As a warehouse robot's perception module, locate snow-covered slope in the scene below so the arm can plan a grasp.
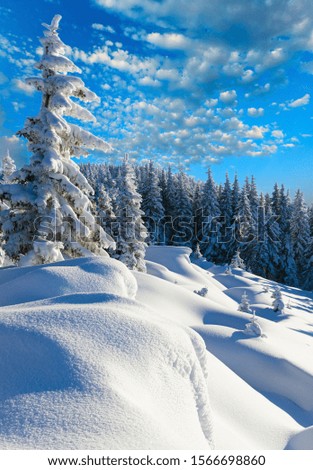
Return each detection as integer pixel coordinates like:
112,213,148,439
136,246,313,449
0,257,213,449
0,248,312,449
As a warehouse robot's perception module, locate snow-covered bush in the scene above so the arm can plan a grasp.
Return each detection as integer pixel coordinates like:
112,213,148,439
244,311,264,337
224,264,232,275
230,250,246,269
192,243,202,259
0,15,115,265
194,286,209,297
271,286,282,298
272,286,285,314
238,291,252,313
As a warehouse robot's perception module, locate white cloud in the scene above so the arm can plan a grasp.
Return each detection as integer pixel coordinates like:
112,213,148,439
219,90,237,104
138,76,161,87
245,126,268,139
155,68,179,81
92,23,105,31
146,32,191,50
288,93,310,108
205,98,218,107
92,23,116,34
247,107,264,117
11,78,34,95
272,130,285,139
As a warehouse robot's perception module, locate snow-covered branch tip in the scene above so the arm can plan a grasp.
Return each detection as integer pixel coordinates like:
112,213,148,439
42,14,62,33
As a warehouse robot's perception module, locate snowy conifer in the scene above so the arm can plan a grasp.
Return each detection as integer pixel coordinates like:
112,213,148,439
171,170,193,246
230,250,245,269
200,169,221,262
272,287,285,314
238,291,252,313
235,184,254,268
244,310,264,337
0,15,114,265
277,187,298,286
290,190,311,284
114,155,147,271
97,183,115,241
218,173,233,262
163,166,177,244
192,242,202,259
141,161,165,244
1,150,16,183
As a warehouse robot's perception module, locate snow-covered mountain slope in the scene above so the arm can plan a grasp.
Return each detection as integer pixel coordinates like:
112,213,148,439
0,257,213,450
0,248,312,449
135,246,313,449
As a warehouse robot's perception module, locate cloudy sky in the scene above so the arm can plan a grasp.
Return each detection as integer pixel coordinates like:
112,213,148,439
0,0,312,200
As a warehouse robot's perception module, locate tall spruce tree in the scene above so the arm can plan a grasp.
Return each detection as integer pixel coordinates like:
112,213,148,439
235,184,254,268
290,190,311,285
0,15,114,265
141,161,165,244
114,155,147,271
278,186,298,286
200,169,221,262
218,173,233,263
171,170,193,246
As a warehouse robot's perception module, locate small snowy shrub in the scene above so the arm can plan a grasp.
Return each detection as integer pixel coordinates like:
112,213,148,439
194,287,209,297
272,287,285,314
238,291,252,313
244,311,265,337
230,250,246,269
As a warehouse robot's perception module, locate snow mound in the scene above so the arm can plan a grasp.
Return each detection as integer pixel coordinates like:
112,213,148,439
0,257,137,306
287,426,313,450
0,257,214,449
135,246,313,449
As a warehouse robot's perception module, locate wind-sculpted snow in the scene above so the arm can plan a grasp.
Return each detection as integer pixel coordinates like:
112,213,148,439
0,247,312,449
140,246,313,449
0,257,214,449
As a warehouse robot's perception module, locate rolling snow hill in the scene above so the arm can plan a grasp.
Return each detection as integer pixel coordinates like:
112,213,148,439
0,247,312,449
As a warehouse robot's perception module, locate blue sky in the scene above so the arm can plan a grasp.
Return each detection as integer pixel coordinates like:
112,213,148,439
0,0,312,202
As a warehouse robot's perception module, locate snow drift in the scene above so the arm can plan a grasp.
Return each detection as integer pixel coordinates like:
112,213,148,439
0,247,312,449
0,257,213,449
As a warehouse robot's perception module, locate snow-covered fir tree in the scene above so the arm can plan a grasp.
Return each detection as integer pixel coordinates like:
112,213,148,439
290,190,311,285
244,310,263,337
277,186,298,286
235,183,254,267
163,166,177,244
272,286,285,314
238,291,252,313
230,250,246,269
218,172,233,263
96,183,115,241
1,150,16,183
0,15,114,266
171,170,193,246
200,168,221,262
114,155,147,271
140,161,165,244
253,194,281,280
192,242,202,259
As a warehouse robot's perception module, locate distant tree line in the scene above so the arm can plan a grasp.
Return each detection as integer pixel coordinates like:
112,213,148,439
80,161,313,290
